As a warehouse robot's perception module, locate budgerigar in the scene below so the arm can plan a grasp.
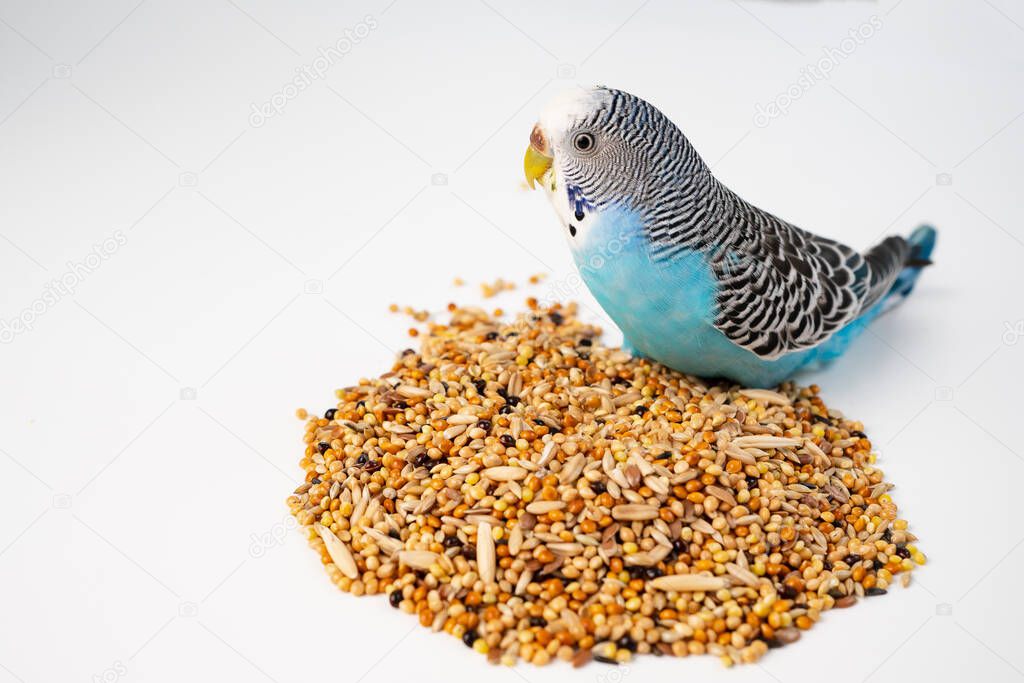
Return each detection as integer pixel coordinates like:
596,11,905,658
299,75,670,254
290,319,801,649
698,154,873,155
524,86,936,388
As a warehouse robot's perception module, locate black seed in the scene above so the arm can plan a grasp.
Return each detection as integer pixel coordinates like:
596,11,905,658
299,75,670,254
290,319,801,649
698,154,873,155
579,338,592,346
462,630,477,647
506,395,520,407
356,453,368,465
611,376,630,386
389,590,402,608
593,654,618,665
498,404,513,414
533,419,545,426
827,588,845,599
484,331,498,340
779,584,798,600
811,413,830,424
746,476,759,490
882,528,893,543
616,636,637,652
575,209,585,221
311,477,321,485
477,419,492,432
473,379,486,394
569,225,577,237
549,312,564,325
851,430,867,439
499,434,515,448
401,348,415,356
393,400,408,409
497,387,508,399
529,616,547,627
872,559,885,570
845,554,862,565
865,587,888,596
578,352,590,360
443,535,462,548
895,546,911,559
324,408,337,420
317,441,330,454
388,529,401,539
591,481,606,494
633,405,646,416
644,567,663,579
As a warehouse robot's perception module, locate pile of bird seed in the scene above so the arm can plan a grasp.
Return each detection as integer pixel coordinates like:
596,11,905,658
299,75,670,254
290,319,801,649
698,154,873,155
287,301,924,667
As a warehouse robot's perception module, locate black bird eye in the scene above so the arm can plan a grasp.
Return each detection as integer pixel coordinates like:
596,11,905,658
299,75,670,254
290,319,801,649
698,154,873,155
573,132,595,152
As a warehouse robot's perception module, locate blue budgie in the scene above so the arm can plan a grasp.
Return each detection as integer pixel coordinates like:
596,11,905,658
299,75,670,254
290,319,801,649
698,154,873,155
524,86,936,387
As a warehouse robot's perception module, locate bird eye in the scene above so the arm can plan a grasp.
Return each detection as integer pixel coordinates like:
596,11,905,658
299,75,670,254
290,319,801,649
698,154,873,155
573,132,595,152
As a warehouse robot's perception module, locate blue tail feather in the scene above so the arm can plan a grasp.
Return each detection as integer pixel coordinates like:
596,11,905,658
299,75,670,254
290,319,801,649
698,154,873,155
889,224,937,300
808,224,937,369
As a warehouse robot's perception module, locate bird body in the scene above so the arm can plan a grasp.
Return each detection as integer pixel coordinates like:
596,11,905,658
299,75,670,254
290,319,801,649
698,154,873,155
525,87,936,387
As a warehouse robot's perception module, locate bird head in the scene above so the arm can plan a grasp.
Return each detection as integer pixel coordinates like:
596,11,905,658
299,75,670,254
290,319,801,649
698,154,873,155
525,86,697,246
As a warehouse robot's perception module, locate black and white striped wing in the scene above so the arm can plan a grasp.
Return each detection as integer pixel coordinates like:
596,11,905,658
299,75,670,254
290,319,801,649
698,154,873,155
711,224,908,359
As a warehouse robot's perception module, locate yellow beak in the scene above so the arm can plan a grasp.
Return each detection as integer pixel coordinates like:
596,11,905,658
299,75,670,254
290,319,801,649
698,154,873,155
524,145,553,189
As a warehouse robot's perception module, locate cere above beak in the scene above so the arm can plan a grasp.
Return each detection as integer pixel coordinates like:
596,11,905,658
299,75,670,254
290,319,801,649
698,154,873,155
524,123,553,189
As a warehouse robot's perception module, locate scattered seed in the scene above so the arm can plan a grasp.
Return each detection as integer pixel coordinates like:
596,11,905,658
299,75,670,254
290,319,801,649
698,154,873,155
611,504,659,521
477,521,496,584
314,524,358,579
649,574,728,592
290,300,922,669
482,466,527,481
525,500,566,515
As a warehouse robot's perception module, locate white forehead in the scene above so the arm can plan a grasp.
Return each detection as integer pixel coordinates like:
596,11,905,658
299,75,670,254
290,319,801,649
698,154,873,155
538,87,612,138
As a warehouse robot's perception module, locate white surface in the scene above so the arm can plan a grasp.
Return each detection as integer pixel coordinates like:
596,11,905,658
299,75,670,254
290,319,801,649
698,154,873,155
1,1,1022,681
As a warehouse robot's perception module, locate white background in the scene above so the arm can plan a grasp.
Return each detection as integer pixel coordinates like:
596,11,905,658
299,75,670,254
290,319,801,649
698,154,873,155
1,1,1022,681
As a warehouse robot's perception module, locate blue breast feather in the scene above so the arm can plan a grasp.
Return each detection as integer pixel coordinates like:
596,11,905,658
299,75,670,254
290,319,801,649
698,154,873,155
573,207,887,387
